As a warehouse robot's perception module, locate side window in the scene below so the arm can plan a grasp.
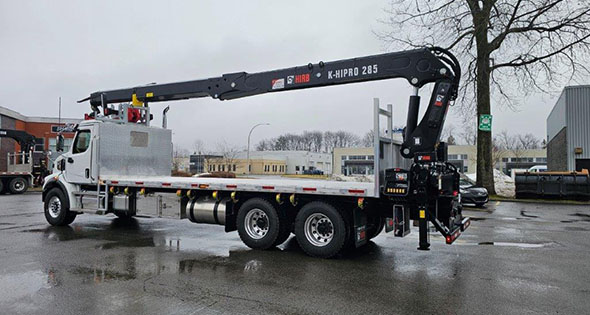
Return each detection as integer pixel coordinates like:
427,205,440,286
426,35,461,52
72,130,91,154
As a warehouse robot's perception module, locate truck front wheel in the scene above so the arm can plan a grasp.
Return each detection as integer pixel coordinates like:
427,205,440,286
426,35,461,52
44,188,77,226
237,198,281,250
9,177,28,194
294,202,347,258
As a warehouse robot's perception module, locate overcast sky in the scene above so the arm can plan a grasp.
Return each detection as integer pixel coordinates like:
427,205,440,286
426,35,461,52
0,1,564,151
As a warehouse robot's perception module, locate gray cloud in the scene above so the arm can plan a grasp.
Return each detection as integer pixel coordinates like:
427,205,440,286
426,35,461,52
0,1,558,151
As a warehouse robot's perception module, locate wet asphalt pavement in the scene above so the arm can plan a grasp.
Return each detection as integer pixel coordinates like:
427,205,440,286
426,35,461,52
1,193,590,314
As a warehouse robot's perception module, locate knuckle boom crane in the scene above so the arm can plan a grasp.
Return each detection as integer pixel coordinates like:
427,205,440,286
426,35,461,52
74,46,468,252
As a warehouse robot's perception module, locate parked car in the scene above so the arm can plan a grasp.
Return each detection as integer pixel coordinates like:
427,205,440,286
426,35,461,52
303,169,324,175
528,165,547,173
459,177,489,207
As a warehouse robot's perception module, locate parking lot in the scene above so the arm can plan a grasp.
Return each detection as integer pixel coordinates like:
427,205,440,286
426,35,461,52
1,192,589,314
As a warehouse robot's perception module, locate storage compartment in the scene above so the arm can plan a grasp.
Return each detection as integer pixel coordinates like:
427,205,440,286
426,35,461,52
136,193,185,219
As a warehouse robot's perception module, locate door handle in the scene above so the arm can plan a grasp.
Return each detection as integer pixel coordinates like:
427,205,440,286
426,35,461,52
67,157,74,164
85,168,90,178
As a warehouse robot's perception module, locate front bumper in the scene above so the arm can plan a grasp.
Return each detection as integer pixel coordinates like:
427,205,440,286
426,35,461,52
462,194,489,204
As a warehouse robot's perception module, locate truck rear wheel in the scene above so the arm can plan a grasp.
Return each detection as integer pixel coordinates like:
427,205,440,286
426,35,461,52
44,188,77,226
9,177,28,194
294,202,346,258
237,198,281,250
0,180,4,194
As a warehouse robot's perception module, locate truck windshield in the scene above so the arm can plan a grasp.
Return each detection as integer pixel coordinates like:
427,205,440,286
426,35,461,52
72,130,91,154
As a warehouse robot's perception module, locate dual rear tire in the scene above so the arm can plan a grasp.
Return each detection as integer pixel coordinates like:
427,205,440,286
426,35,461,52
236,198,348,258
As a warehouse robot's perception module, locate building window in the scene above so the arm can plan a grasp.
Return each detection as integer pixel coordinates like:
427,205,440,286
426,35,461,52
342,155,347,161
461,154,468,160
233,165,236,172
502,158,508,162
463,166,468,172
33,138,45,152
296,166,300,171
448,154,458,160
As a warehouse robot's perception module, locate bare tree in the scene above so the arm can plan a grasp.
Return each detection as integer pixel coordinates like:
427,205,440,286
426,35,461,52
192,139,206,155
257,130,360,153
206,141,240,173
377,0,590,193
459,122,477,145
361,129,375,147
517,133,541,150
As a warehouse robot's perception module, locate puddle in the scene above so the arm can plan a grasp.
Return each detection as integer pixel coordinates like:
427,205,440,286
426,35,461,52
70,266,138,283
570,213,590,222
520,210,539,218
564,226,589,232
469,217,486,221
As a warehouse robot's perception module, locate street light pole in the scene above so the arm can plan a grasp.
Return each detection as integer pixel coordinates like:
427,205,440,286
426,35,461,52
247,123,270,175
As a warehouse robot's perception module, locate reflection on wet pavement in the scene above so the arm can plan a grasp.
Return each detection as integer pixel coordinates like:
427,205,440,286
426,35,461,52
1,195,590,314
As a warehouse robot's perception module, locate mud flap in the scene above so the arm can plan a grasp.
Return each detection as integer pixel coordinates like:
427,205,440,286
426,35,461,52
353,207,368,248
394,205,410,237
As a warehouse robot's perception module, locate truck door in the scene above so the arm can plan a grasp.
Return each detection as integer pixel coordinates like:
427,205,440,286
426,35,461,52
64,127,95,184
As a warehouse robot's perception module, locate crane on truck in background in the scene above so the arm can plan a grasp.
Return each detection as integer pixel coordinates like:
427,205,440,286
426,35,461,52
44,47,470,258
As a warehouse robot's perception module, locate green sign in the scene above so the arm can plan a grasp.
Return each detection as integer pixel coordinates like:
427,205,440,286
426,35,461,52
479,114,492,132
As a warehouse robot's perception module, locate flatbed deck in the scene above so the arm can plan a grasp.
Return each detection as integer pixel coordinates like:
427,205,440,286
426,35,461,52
100,175,377,198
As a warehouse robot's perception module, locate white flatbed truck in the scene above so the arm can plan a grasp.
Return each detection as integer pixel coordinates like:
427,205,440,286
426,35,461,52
43,47,470,258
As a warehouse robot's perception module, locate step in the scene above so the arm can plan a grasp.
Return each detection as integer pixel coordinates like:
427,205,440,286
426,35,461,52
71,207,107,215
73,191,106,197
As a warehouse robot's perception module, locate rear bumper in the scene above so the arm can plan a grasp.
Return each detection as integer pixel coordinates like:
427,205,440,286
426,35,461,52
444,217,471,244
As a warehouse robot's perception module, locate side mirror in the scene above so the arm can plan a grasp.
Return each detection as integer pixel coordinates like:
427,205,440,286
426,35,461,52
56,135,64,152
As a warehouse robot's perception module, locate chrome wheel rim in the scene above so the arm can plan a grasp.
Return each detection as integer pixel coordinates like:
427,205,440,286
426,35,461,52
13,179,25,192
304,213,334,247
48,196,62,219
244,208,269,240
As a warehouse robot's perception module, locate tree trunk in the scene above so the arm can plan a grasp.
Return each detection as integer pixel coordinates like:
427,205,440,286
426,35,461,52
475,59,496,194
471,4,496,194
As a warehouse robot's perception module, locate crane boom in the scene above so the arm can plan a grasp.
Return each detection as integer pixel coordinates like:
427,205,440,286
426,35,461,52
79,47,460,159
0,129,36,153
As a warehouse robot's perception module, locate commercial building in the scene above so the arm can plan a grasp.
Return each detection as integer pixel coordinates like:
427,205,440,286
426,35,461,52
546,85,590,171
334,144,546,176
204,154,287,175
0,106,79,171
239,151,331,175
333,147,375,176
189,154,222,174
190,150,332,175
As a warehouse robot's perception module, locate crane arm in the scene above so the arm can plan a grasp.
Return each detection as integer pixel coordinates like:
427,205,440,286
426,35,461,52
80,47,460,159
0,129,36,153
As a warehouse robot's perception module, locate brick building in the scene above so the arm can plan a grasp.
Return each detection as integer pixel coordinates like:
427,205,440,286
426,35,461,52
0,106,79,171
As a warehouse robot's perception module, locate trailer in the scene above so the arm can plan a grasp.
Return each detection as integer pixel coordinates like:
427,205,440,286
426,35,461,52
43,47,470,258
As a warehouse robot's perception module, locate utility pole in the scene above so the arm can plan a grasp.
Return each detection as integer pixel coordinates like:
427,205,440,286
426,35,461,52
246,123,270,175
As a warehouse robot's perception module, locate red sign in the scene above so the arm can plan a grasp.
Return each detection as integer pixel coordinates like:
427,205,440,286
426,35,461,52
295,74,310,84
